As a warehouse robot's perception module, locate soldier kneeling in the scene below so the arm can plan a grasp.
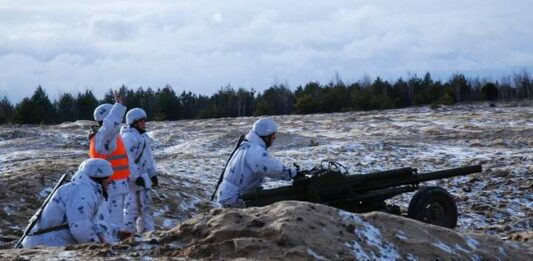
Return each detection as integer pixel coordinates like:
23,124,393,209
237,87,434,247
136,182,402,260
22,158,131,248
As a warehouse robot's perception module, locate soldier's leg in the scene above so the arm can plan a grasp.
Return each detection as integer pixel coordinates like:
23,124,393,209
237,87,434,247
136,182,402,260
222,198,245,208
138,190,155,232
123,191,140,233
108,193,126,227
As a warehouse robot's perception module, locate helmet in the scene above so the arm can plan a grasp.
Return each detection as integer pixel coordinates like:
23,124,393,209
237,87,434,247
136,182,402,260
126,108,147,125
252,118,278,136
80,158,113,178
93,104,113,121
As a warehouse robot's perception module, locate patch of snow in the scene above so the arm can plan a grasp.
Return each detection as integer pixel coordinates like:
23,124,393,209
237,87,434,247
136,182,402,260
454,244,470,253
39,187,53,198
153,205,170,217
433,241,453,254
344,241,371,260
498,246,506,256
56,251,77,259
466,236,479,250
178,193,202,212
306,248,327,260
396,231,408,240
162,219,175,229
3,206,13,215
339,210,401,260
470,255,482,261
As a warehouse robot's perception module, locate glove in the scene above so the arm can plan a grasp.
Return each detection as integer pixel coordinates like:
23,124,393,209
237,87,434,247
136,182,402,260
291,164,306,180
118,231,133,240
135,177,145,187
289,167,300,180
151,176,159,187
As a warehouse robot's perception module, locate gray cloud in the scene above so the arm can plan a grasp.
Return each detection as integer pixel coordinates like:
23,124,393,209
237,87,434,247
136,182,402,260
1,0,532,101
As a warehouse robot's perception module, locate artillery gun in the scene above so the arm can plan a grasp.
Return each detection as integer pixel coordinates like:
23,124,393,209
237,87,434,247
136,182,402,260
241,161,482,228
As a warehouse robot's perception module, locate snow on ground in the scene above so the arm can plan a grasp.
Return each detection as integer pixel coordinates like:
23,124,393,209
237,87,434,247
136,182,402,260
0,101,531,250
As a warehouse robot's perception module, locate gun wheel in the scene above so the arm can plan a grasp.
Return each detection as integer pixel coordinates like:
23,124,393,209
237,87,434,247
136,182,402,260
407,186,458,229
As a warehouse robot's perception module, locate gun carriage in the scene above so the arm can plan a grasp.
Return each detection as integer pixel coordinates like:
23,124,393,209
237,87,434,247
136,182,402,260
242,161,482,228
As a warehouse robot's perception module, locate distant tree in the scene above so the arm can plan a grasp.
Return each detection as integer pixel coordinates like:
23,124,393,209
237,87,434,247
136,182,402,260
125,86,143,109
449,74,471,102
143,87,157,120
481,83,499,101
77,90,99,120
295,82,322,114
196,104,221,119
56,93,77,122
211,86,240,117
236,88,255,116
155,85,180,120
350,83,372,111
321,81,351,112
438,84,456,105
102,88,115,104
513,70,532,99
255,84,295,115
4,70,531,124
369,77,393,109
391,78,409,108
13,98,35,124
14,86,56,124
0,96,14,124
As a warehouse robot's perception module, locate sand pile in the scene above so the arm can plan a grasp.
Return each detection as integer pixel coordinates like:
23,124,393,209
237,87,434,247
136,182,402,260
2,201,530,261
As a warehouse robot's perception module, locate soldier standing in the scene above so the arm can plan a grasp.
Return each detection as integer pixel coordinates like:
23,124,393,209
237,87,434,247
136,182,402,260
121,108,158,233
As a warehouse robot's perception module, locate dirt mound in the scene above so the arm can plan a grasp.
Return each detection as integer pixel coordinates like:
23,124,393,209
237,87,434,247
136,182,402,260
2,201,530,260
56,120,96,130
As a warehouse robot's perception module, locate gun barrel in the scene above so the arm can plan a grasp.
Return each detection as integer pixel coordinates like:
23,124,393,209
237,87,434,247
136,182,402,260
415,165,482,183
347,167,414,183
242,164,483,208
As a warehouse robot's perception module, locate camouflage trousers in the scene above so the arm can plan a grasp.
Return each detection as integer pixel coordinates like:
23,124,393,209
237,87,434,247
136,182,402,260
124,190,154,233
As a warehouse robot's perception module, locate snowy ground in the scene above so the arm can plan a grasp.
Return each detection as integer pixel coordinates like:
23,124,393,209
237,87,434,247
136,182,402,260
0,101,531,249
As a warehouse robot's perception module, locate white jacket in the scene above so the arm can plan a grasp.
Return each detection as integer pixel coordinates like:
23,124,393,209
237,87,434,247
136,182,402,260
120,126,156,191
92,103,129,196
217,130,297,206
22,173,108,247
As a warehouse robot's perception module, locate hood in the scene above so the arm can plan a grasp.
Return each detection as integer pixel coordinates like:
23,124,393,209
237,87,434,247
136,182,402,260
73,170,104,195
121,125,140,135
245,130,266,148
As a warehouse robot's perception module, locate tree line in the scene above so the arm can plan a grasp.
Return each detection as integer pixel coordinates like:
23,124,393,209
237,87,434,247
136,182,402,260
0,71,532,125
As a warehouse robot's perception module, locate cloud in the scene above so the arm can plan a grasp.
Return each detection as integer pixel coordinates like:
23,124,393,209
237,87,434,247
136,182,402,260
1,0,533,102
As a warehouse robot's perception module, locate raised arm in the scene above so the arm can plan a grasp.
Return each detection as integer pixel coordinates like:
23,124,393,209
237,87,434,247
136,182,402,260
94,103,126,155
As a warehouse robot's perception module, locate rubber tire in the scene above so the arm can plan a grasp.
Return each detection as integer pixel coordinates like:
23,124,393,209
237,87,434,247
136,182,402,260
407,186,458,229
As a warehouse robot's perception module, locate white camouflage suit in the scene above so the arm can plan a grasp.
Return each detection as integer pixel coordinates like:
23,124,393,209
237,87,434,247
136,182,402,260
217,129,297,208
22,160,119,248
92,103,130,229
121,125,156,233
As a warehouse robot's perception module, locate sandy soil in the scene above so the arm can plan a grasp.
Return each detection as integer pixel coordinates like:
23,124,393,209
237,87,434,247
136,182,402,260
1,201,531,260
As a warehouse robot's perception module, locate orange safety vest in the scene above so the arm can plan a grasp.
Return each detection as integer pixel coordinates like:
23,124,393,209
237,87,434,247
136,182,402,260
89,136,130,181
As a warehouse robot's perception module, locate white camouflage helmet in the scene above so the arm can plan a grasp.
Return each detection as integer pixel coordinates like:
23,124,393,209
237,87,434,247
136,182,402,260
126,108,147,125
80,158,114,178
93,104,113,122
252,118,278,136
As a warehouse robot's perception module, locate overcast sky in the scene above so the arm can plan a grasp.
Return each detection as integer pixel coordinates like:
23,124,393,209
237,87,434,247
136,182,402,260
1,0,532,102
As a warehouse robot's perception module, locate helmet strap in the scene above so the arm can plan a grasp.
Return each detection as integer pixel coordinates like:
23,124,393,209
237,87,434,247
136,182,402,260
131,120,146,134
260,134,274,148
90,176,110,200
